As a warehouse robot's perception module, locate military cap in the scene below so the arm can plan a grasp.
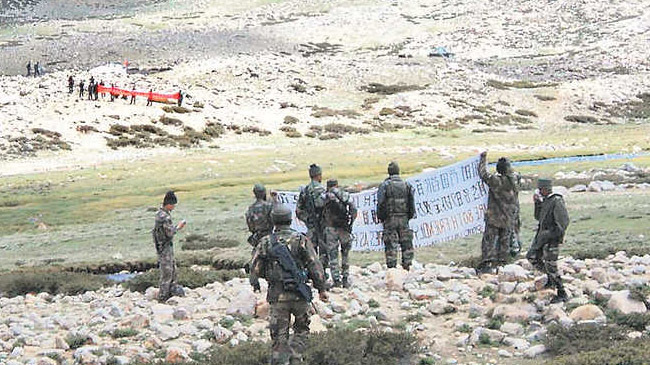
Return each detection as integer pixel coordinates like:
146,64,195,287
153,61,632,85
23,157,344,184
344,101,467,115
537,178,553,188
253,183,266,199
327,179,338,189
271,204,293,225
309,164,322,177
163,190,177,205
388,161,400,175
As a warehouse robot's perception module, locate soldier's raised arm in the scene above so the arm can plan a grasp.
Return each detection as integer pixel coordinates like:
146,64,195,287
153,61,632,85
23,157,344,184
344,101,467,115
478,151,502,188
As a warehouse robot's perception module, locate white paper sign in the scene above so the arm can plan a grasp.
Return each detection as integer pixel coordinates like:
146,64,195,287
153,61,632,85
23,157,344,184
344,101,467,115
276,154,488,251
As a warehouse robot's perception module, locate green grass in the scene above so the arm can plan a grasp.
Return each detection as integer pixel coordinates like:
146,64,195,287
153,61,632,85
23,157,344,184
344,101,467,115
0,125,648,271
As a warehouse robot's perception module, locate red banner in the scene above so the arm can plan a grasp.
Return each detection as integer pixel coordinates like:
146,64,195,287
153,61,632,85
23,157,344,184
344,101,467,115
96,85,180,103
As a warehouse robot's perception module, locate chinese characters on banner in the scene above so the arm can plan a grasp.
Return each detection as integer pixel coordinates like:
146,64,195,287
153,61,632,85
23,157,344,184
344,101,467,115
276,154,488,251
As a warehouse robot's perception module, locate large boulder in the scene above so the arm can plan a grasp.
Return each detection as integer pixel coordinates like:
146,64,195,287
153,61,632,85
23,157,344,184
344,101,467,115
226,289,257,316
607,290,647,314
524,344,546,358
165,346,189,363
569,304,605,321
385,268,408,291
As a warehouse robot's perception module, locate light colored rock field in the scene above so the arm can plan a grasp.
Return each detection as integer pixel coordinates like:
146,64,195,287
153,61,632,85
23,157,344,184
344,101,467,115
1,253,650,364
1,0,649,175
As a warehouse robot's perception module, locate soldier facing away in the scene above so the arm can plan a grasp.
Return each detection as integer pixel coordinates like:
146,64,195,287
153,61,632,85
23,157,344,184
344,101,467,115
527,178,570,303
322,179,357,288
245,184,274,252
477,152,521,274
377,161,416,270
250,204,328,365
296,164,326,258
152,191,187,302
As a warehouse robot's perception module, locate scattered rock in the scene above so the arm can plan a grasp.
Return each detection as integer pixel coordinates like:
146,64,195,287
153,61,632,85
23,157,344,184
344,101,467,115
569,304,605,321
607,290,647,314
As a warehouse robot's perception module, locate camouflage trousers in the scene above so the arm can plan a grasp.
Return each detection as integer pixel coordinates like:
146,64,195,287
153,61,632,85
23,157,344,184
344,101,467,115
269,296,311,365
323,226,352,282
480,223,511,267
306,226,324,255
526,240,562,289
157,244,183,301
382,216,414,270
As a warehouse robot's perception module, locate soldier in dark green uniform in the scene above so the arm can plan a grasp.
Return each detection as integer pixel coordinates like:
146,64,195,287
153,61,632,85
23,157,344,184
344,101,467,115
296,164,325,261
377,161,416,270
477,152,521,274
245,184,274,252
322,179,357,288
250,204,328,365
527,178,570,303
152,191,186,302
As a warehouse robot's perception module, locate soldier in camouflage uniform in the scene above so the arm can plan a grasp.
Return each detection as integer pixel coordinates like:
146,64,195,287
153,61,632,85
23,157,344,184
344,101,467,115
322,179,357,288
153,191,186,302
250,204,329,365
527,178,570,303
296,164,325,261
377,161,416,270
477,152,521,274
245,184,274,252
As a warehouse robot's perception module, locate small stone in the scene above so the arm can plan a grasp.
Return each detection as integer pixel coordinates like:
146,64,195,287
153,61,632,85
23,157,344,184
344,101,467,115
608,290,647,314
309,314,327,332
500,322,524,336
367,262,382,273
498,349,513,358
524,344,546,358
385,268,407,291
55,336,70,350
165,346,189,363
499,264,529,282
226,289,257,317
173,307,190,320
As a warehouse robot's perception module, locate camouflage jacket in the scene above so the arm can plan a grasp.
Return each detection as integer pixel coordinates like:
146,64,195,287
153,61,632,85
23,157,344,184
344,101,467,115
322,188,357,229
250,226,326,303
245,199,274,236
153,207,176,252
377,175,415,222
296,180,325,229
478,158,520,229
534,194,570,245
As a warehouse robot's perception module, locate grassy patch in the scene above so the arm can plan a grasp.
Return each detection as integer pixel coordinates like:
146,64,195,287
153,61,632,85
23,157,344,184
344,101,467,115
112,327,139,338
487,79,558,89
361,83,425,95
0,271,108,297
545,323,627,357
123,268,244,293
181,234,240,250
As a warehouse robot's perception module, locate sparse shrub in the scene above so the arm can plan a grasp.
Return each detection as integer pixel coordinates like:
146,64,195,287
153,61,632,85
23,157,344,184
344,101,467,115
318,133,342,140
283,116,299,124
361,83,424,95
219,317,235,329
487,314,504,330
123,268,244,293
515,109,538,117
285,131,302,138
479,285,497,301
31,128,62,138
534,94,556,101
368,299,380,308
279,126,297,133
0,271,109,297
158,115,184,126
606,310,650,331
478,333,492,346
66,333,91,349
458,324,472,333
565,115,599,124
545,323,627,356
181,234,240,251
112,327,138,338
547,338,650,365
108,124,130,136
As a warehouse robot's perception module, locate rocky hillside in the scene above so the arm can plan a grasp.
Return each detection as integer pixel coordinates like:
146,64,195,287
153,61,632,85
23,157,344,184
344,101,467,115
1,251,649,364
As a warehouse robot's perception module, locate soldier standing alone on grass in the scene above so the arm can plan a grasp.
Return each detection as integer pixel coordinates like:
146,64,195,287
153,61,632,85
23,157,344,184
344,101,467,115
322,179,357,288
296,164,326,262
527,178,570,303
249,204,328,365
153,191,187,302
377,161,416,270
246,184,274,254
476,152,521,274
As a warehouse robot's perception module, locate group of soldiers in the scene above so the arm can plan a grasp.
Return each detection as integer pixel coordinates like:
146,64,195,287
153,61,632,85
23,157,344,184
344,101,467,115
26,61,42,77
151,155,569,365
477,152,570,303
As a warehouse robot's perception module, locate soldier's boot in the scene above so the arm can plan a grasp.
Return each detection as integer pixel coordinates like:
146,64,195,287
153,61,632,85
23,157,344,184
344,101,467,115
332,278,342,288
543,276,556,290
550,288,568,304
341,277,351,289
